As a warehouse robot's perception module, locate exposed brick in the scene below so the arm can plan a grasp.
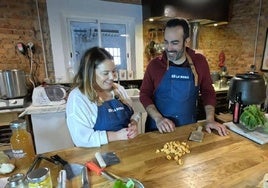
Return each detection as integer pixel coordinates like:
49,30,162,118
0,0,267,84
143,0,268,76
0,0,53,84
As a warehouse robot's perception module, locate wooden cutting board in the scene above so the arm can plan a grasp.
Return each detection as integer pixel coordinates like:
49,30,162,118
215,113,233,123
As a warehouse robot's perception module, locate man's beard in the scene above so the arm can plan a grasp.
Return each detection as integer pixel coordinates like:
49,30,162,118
166,47,185,62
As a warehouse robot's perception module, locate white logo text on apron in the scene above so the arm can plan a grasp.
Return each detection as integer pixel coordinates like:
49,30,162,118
108,106,124,113
171,74,190,79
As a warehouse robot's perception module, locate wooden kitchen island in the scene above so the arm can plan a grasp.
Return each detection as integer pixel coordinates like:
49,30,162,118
2,122,268,187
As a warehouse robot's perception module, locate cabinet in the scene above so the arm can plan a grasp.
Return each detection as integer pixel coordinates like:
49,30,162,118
215,91,229,114
125,89,147,133
31,112,74,154
197,90,229,120
21,105,74,154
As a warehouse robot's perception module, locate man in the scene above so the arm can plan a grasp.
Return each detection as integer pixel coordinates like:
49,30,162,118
140,18,228,136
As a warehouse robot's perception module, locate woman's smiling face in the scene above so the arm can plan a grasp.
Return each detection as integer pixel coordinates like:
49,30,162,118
95,59,116,91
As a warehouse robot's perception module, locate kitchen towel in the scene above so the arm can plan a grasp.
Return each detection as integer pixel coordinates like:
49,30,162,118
224,122,268,145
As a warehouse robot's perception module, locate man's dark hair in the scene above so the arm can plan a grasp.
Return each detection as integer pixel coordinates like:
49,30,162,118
165,18,190,40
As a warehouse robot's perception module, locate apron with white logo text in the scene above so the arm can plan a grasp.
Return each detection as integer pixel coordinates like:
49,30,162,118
146,65,199,131
95,99,133,131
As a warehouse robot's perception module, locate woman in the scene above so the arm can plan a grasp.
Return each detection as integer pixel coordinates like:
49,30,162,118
66,47,140,147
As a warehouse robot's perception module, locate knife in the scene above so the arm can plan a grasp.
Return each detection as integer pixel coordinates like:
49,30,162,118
51,154,75,180
81,166,90,188
85,161,117,181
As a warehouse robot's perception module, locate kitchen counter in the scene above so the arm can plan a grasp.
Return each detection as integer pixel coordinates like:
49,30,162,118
213,84,229,92
18,103,73,154
0,107,26,114
18,103,66,117
2,122,268,187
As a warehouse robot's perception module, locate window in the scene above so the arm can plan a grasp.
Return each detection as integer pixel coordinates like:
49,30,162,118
68,19,129,77
106,47,121,65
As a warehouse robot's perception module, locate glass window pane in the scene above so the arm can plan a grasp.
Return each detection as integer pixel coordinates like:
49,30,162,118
70,20,98,73
69,20,128,75
101,23,127,69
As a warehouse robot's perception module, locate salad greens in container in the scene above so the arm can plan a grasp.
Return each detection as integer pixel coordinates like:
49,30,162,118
240,105,268,132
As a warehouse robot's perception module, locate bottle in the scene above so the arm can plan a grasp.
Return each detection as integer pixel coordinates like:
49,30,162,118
10,119,35,170
233,92,242,124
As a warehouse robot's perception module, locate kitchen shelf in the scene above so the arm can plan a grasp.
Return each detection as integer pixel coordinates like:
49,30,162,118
115,79,143,89
0,125,12,143
215,91,229,114
0,108,32,144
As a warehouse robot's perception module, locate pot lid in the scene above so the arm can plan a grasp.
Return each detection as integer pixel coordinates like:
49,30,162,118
235,72,262,79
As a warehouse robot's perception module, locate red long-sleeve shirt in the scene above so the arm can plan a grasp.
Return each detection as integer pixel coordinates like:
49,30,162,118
140,47,216,109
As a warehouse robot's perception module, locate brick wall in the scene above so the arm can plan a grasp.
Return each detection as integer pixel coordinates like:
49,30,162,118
200,0,268,76
143,0,268,76
0,0,53,85
0,0,267,84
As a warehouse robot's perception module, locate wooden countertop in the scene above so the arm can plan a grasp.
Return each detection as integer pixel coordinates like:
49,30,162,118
2,122,268,187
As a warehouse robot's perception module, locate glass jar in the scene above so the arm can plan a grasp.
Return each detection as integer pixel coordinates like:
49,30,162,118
10,119,35,170
5,173,28,188
27,167,52,188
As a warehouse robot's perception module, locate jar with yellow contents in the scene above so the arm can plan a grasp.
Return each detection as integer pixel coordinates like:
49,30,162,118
10,119,35,170
27,167,53,188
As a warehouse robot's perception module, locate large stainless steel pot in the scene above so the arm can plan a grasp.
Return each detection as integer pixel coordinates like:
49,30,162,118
0,70,7,98
1,69,28,99
227,73,266,105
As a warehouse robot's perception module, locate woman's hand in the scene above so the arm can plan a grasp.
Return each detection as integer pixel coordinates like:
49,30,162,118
107,121,138,142
107,129,128,141
126,120,139,139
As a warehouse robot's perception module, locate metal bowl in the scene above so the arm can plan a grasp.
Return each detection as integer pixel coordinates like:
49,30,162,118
128,178,144,188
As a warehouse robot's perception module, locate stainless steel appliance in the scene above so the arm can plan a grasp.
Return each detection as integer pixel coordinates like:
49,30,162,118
0,69,29,109
3,69,28,98
0,70,7,98
228,72,266,105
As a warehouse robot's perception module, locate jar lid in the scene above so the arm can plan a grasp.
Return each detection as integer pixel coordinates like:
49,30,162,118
6,173,25,187
27,167,50,183
10,119,26,129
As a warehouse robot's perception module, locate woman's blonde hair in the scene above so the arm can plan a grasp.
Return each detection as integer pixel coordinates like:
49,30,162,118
72,47,114,102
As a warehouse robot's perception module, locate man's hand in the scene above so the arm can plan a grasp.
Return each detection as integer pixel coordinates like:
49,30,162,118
205,121,229,136
155,117,175,133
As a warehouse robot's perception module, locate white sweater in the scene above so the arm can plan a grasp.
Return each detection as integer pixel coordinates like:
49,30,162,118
66,84,140,147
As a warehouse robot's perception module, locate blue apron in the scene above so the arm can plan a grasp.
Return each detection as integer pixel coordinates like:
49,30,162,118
94,99,133,131
146,65,199,131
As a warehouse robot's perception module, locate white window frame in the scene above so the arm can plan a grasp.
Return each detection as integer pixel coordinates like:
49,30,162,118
66,16,132,81
46,0,143,83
